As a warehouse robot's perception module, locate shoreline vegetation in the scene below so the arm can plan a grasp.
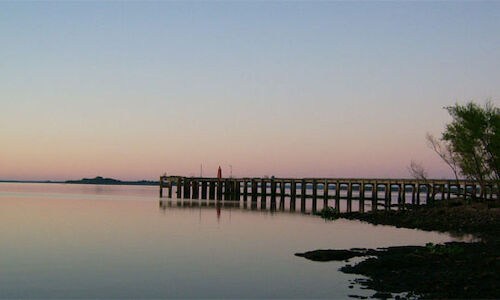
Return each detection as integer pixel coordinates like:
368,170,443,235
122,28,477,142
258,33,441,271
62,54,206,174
296,199,500,299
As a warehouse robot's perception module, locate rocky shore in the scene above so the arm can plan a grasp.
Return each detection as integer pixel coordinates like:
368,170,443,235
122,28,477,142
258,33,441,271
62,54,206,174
297,199,500,299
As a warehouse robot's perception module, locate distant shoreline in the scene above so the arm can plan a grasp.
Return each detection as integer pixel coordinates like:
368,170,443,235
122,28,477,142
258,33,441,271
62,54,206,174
0,176,159,186
0,180,62,184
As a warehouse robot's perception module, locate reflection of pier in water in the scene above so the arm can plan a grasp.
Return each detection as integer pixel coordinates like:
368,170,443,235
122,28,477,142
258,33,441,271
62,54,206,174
159,176,499,213
158,198,318,215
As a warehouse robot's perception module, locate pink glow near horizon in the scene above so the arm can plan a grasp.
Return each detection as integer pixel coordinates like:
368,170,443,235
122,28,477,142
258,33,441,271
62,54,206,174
0,119,458,181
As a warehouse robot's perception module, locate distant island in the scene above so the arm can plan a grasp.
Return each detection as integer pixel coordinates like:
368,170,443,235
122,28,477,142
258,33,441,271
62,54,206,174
65,176,158,186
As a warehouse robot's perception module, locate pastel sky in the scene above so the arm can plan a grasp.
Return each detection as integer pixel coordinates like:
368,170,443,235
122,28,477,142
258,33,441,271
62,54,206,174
1,1,500,181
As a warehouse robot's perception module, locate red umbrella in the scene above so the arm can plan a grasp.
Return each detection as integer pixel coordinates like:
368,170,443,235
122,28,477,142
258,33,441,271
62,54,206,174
217,166,222,179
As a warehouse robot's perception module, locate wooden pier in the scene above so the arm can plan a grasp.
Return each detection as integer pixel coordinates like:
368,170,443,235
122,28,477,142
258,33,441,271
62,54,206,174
159,176,499,213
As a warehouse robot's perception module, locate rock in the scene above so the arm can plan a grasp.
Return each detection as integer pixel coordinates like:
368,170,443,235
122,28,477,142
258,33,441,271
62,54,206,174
371,292,392,299
295,249,371,262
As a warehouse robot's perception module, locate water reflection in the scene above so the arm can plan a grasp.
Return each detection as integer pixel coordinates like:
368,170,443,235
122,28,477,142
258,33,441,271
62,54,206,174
158,198,310,217
158,194,370,216
158,198,478,242
0,183,472,299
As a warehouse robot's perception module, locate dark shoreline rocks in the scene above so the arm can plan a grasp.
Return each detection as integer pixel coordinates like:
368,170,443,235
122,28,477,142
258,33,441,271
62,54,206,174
299,199,500,299
297,242,500,299
295,248,376,261
339,241,499,299
317,199,500,241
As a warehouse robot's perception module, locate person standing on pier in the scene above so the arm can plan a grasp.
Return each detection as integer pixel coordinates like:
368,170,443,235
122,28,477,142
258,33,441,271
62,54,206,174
217,166,222,179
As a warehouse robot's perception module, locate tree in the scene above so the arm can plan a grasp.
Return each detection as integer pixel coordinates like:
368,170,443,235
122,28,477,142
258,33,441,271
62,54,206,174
426,133,460,182
442,101,500,197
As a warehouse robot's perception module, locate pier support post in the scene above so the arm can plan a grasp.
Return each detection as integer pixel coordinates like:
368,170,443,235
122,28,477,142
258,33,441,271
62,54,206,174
396,183,403,209
209,181,215,200
385,183,390,210
270,181,276,211
176,178,182,198
192,180,198,199
417,183,421,205
223,180,229,200
399,182,406,208
290,180,296,211
201,181,207,199
232,180,237,199
230,180,235,200
301,179,307,212
372,183,378,211
280,180,286,199
411,184,416,205
222,180,226,200
312,179,317,212
347,183,352,212
398,183,403,210
243,180,248,202
261,179,267,200
359,183,365,213
183,179,191,199
224,180,229,200
261,180,267,209
168,179,173,198
312,179,317,199
233,180,237,200
431,184,437,202
251,179,257,202
159,178,164,198
323,181,329,208
425,184,430,204
261,181,267,209
270,195,276,211
335,181,341,212
235,181,241,200
430,184,436,204
217,180,223,200
279,181,285,210
229,180,235,200
271,179,277,203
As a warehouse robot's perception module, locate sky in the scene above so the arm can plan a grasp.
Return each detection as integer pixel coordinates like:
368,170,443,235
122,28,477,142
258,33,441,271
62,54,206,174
1,1,500,181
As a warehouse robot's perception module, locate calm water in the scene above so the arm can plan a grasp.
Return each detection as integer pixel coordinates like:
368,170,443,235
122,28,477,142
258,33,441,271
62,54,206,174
0,183,467,298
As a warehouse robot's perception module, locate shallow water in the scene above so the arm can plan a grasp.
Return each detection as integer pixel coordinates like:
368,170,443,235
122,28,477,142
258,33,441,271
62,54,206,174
0,183,467,298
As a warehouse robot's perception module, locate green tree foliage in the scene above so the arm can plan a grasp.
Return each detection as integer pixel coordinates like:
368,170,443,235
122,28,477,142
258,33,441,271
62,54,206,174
442,102,500,184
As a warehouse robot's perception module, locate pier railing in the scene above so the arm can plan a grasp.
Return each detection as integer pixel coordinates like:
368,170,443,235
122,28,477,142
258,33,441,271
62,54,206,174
159,176,499,213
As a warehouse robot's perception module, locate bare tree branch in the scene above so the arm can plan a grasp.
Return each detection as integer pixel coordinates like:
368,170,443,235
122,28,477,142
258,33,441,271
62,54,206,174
408,160,428,182
426,133,461,182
